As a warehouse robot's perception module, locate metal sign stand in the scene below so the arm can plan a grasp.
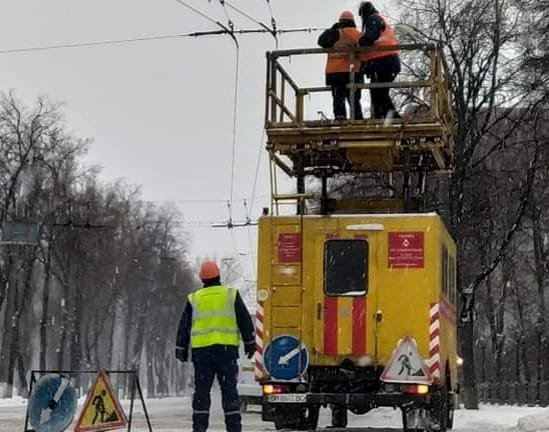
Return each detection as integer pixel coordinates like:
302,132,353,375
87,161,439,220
23,370,153,432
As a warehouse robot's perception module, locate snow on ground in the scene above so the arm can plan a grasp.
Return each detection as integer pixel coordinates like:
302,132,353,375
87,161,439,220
0,394,547,431
517,408,549,432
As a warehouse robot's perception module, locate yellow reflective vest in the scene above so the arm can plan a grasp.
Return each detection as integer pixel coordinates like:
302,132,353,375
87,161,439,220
188,285,240,348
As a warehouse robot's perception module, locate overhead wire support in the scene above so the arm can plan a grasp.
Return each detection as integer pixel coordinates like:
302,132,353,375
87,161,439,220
211,200,257,229
216,0,235,32
264,0,279,47
224,0,278,47
172,0,238,47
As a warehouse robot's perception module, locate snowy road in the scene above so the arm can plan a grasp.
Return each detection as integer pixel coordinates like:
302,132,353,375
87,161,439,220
1,396,547,431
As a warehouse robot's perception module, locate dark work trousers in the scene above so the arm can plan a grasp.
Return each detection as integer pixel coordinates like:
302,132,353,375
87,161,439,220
327,73,364,120
367,56,400,119
192,356,241,432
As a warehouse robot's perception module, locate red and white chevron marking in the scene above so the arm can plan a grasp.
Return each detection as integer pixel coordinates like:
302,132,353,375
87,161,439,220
427,302,441,382
254,302,266,380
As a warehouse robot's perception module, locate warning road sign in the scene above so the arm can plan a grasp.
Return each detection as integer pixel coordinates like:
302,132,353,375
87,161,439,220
380,336,433,385
75,370,127,432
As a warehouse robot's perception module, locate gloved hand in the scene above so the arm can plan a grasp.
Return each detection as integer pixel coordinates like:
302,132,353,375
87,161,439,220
331,22,341,30
244,342,256,359
176,348,188,363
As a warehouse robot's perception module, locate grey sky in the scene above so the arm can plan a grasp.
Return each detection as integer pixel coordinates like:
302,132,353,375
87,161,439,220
0,0,395,288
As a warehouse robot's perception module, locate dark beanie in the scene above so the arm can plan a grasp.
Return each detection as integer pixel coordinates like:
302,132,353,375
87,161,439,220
359,1,378,19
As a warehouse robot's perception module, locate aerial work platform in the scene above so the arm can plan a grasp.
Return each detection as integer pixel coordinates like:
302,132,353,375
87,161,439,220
265,44,454,177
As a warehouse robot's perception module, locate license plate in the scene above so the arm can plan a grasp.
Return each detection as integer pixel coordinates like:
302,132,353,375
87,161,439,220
266,394,307,403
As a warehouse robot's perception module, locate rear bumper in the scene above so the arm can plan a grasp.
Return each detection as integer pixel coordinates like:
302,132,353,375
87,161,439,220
240,394,263,405
264,392,429,406
305,392,430,406
262,392,430,421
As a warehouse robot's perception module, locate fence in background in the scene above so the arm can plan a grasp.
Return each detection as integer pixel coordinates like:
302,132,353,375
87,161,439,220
479,382,549,406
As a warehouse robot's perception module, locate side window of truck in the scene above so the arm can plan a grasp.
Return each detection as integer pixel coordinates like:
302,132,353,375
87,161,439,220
441,245,448,298
449,255,456,305
324,239,368,296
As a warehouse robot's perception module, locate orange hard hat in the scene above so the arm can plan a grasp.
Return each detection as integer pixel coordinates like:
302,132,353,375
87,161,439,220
339,10,355,21
199,260,220,280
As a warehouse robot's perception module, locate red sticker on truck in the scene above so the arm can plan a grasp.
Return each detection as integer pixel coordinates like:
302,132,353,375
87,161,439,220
278,233,301,263
388,232,424,268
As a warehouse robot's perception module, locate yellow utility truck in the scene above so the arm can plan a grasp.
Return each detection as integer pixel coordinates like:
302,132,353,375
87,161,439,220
257,214,457,430
255,44,458,431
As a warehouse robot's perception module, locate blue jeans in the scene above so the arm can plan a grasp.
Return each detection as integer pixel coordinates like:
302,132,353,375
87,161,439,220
192,355,241,432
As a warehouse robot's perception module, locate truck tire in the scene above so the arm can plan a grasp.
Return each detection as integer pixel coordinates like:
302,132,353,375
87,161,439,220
298,406,320,431
446,388,454,429
331,405,348,428
274,406,319,431
430,384,448,432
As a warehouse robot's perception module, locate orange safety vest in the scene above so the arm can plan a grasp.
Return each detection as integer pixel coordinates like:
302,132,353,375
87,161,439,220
361,15,399,62
326,27,362,74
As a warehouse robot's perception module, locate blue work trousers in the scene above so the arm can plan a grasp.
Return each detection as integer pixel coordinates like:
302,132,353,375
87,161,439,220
192,356,241,432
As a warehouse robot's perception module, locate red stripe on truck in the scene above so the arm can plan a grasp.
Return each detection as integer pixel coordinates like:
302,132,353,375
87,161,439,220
352,296,367,355
324,297,338,354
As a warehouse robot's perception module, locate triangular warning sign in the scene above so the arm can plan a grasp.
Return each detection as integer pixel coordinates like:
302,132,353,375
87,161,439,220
380,336,433,385
75,370,127,432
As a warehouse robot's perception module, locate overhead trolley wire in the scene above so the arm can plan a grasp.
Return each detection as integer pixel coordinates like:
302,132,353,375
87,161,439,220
266,0,276,24
0,28,324,55
229,49,240,206
249,130,266,217
173,0,221,27
212,0,242,208
0,33,196,54
216,0,235,31
264,0,279,48
171,0,240,209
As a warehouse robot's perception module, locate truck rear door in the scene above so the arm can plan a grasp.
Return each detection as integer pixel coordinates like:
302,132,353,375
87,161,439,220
314,226,378,358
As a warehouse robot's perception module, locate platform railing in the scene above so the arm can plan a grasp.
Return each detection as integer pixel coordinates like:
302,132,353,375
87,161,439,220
265,44,454,134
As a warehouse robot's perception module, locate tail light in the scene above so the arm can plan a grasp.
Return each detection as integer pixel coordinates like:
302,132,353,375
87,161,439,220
401,384,429,395
262,384,285,395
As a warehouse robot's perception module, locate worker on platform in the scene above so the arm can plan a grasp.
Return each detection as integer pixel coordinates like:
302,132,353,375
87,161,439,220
318,10,364,120
176,260,256,432
358,1,401,120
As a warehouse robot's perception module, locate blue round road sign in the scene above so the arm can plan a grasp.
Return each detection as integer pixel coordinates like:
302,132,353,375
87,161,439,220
264,335,309,380
28,374,77,432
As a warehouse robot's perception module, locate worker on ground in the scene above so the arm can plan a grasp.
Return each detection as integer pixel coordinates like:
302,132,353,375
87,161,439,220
318,10,364,121
358,1,401,120
176,260,256,432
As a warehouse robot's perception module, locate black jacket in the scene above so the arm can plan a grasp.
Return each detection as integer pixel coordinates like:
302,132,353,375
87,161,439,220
318,20,358,49
359,14,386,46
175,283,255,362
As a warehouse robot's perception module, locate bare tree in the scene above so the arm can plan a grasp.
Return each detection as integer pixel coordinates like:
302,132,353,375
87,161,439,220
396,0,546,407
0,95,195,398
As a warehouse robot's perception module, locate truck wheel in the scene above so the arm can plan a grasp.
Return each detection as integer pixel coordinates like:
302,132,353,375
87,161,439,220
446,388,454,429
431,385,448,432
402,407,427,431
274,417,297,430
331,405,348,428
297,406,320,431
274,406,319,431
